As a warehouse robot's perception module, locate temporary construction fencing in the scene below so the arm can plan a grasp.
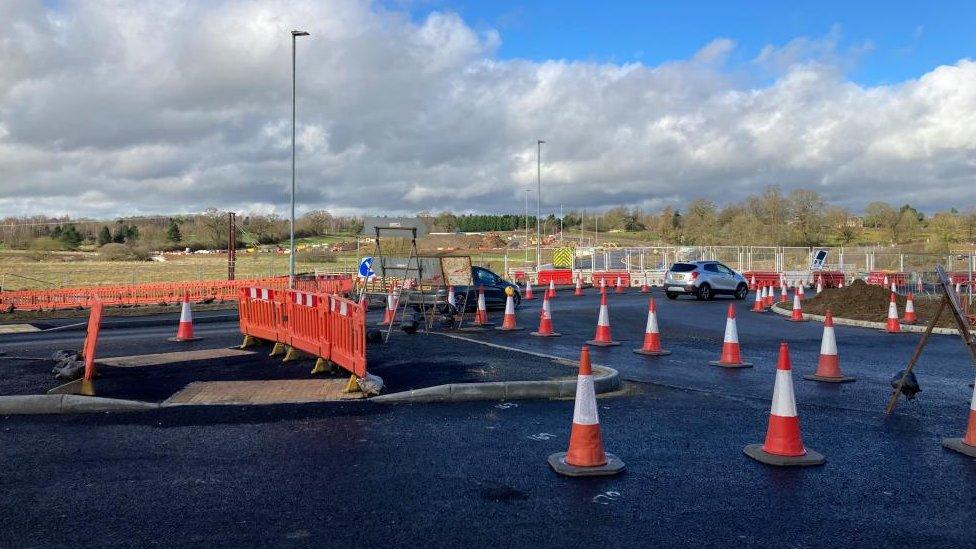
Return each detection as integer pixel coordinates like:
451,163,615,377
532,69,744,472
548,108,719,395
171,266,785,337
239,287,367,378
0,274,355,312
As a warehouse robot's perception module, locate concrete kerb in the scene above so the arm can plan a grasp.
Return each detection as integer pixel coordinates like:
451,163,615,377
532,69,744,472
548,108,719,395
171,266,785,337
768,304,961,336
0,394,159,415
372,332,620,404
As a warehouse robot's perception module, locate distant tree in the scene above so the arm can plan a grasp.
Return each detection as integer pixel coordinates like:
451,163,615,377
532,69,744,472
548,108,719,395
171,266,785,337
58,225,83,249
788,189,826,245
97,226,112,246
301,210,333,236
201,208,229,249
928,212,960,252
166,219,182,243
434,212,459,232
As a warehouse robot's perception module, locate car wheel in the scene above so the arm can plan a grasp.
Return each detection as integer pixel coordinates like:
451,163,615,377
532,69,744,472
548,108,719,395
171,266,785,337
734,283,748,300
696,284,713,301
665,292,678,300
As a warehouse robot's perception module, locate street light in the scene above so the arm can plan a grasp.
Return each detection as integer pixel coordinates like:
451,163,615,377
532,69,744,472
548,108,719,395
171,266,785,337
524,189,530,264
536,139,545,269
290,29,310,289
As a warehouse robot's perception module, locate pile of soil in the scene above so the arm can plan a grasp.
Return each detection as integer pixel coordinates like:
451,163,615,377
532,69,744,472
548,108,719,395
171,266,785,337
800,279,961,329
479,233,508,249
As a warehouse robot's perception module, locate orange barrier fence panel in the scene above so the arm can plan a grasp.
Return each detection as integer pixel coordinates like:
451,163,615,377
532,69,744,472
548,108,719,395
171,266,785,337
238,287,284,342
286,290,325,357
323,295,367,377
592,271,632,287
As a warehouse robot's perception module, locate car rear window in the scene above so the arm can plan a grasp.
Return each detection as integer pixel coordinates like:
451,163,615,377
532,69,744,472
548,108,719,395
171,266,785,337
670,263,697,272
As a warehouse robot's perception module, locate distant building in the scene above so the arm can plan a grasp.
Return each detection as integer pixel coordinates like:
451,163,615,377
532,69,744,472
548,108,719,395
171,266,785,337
361,216,429,237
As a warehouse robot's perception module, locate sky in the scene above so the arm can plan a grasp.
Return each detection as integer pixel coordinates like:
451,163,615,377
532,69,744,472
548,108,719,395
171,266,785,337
1,0,975,220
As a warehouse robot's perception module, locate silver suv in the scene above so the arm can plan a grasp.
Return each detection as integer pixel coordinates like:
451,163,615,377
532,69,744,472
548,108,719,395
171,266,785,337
664,261,749,301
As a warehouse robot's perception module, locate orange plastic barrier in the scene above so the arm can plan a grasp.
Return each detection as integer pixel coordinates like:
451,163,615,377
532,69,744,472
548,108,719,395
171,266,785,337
867,271,907,285
742,271,782,290
537,269,574,286
324,295,367,377
286,291,324,357
238,287,285,343
811,270,845,288
0,275,354,312
592,271,632,288
81,301,104,386
238,286,367,378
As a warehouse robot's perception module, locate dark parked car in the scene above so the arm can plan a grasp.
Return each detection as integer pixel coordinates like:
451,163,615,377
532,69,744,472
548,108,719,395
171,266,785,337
434,266,521,311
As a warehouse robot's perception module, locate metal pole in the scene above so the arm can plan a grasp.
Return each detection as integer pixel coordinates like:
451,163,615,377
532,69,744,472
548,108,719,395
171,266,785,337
559,204,563,242
524,189,529,265
536,139,545,268
290,30,309,289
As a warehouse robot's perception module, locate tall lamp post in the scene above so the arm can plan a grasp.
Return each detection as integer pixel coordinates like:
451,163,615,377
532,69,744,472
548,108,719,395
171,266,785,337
536,139,545,269
524,189,530,264
290,29,310,288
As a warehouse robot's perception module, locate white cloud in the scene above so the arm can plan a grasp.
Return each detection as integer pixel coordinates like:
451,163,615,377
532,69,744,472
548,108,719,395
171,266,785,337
0,0,974,220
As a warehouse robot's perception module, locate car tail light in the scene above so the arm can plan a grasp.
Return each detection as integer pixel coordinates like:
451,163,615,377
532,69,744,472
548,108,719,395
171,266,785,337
691,271,699,280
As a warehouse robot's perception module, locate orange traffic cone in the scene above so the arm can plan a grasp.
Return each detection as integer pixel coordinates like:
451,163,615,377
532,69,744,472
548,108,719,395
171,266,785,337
788,292,807,322
764,284,774,308
640,279,649,293
574,275,584,296
378,288,397,326
750,275,756,290
744,342,825,466
547,279,557,299
751,285,765,313
942,377,976,457
496,293,523,331
885,292,901,333
803,310,855,383
816,276,823,294
902,293,917,324
797,283,805,301
780,283,789,304
883,275,889,287
548,346,625,476
599,278,606,293
169,294,201,342
634,298,670,356
586,291,620,346
524,280,535,300
710,304,752,368
530,294,560,337
473,286,492,326
615,276,625,294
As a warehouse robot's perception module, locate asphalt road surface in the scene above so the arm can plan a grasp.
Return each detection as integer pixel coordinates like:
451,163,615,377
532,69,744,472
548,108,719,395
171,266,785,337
2,288,976,547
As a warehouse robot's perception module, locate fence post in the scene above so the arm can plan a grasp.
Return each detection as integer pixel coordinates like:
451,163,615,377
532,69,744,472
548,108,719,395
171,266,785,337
900,254,904,272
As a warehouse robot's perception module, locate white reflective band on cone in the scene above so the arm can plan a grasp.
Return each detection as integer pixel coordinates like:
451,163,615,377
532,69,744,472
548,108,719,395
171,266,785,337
888,301,898,318
645,311,658,334
572,375,599,425
597,306,609,326
180,301,191,322
724,317,738,343
770,369,798,417
969,375,976,411
820,326,837,355
505,296,514,315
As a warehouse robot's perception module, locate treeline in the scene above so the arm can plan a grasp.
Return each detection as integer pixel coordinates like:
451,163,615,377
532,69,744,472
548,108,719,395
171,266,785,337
0,209,364,253
427,213,536,232
422,186,976,250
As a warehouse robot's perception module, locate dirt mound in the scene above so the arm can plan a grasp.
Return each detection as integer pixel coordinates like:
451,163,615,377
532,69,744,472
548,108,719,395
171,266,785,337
799,279,960,329
480,233,508,249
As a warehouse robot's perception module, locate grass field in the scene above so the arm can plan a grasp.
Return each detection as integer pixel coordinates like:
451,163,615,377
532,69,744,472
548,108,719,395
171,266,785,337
0,249,519,290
